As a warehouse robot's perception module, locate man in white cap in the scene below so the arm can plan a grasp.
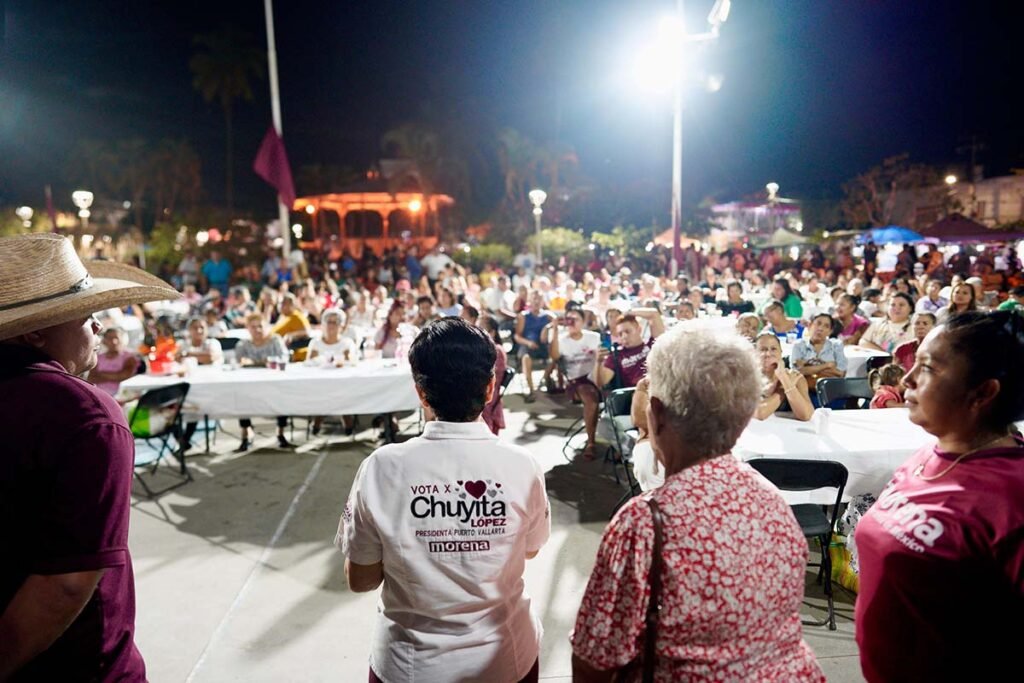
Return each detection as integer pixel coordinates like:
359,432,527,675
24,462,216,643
0,234,179,681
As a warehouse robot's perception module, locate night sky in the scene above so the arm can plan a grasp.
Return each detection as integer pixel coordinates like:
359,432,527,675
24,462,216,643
2,0,1022,216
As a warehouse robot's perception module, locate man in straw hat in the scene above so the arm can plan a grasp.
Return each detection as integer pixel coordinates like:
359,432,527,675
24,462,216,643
0,234,178,680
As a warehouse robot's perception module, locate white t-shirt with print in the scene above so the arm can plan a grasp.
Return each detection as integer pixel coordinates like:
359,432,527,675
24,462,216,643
558,329,600,381
338,420,550,683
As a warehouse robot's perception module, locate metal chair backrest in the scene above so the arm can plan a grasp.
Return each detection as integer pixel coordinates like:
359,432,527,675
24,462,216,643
605,387,635,419
128,382,190,439
217,336,241,351
499,367,516,397
865,354,893,373
816,377,873,409
747,458,849,534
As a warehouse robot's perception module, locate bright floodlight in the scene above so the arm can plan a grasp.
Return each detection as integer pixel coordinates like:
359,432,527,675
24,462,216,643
408,199,423,213
529,189,547,208
945,174,958,185
707,0,732,28
632,15,687,93
304,204,316,214
16,206,33,227
72,190,94,219
766,182,780,199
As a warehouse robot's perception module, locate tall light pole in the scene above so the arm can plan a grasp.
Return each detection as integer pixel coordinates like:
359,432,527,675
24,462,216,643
664,0,731,276
263,0,291,257
529,189,547,270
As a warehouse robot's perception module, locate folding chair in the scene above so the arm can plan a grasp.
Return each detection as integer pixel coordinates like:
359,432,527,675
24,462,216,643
499,366,516,398
816,377,873,410
128,382,192,497
865,354,893,374
746,458,849,630
597,387,641,514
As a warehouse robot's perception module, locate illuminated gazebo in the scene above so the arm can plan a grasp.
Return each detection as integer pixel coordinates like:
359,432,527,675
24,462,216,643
293,172,454,258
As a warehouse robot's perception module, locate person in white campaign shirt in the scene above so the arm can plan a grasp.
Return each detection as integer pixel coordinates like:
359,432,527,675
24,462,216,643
338,318,551,683
548,307,601,459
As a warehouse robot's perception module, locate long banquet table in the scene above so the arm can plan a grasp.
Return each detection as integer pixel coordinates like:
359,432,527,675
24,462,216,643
733,408,934,503
120,359,420,418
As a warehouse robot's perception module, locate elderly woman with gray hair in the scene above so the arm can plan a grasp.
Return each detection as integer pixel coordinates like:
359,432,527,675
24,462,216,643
571,327,824,682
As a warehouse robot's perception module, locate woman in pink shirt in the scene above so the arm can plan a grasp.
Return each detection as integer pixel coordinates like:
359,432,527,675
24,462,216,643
855,311,1024,681
834,293,870,345
87,327,139,397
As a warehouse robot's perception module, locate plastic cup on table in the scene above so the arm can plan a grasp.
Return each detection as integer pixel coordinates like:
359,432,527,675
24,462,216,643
815,407,831,436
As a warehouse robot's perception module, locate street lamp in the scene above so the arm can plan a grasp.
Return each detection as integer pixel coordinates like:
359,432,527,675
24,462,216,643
15,206,33,228
71,190,94,229
632,1,730,277
529,189,547,269
944,174,958,186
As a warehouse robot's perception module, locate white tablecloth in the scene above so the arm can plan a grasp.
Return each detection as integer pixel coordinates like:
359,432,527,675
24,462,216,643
120,360,419,417
734,408,933,503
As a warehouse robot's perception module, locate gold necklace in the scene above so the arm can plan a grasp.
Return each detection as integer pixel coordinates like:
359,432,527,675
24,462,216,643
913,433,1011,481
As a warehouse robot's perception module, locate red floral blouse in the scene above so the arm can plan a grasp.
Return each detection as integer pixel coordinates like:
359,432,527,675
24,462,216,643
571,455,825,681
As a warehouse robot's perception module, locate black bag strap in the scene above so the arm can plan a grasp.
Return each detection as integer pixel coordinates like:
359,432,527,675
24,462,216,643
642,498,664,683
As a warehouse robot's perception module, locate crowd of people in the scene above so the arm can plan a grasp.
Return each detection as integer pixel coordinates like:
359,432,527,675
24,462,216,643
3,230,1023,682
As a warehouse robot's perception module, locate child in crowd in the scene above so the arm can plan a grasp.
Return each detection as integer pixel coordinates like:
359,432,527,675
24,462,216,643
868,363,905,409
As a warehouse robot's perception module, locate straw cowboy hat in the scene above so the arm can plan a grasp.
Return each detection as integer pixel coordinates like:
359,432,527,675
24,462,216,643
0,233,180,341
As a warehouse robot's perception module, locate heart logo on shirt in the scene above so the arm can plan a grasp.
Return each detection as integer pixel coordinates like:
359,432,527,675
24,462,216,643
495,483,501,489
464,480,487,499
456,480,464,485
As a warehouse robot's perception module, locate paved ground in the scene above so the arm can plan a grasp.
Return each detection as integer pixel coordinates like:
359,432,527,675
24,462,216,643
130,385,864,681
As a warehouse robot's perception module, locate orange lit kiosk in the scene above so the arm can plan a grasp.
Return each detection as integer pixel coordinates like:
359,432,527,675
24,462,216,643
294,175,454,258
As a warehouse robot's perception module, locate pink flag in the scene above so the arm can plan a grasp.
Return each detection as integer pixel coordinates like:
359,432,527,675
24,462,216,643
253,126,296,208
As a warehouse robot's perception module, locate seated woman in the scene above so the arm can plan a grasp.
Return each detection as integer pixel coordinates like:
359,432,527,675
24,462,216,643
306,308,358,436
175,317,224,451
860,292,915,353
435,286,463,317
88,327,140,398
935,281,978,323
791,313,847,390
893,311,936,371
373,301,409,359
772,277,804,318
834,293,870,345
762,300,805,342
307,308,356,366
571,326,824,681
234,312,292,451
855,311,1024,681
754,333,814,421
735,311,761,341
338,318,550,683
629,377,664,491
718,280,755,316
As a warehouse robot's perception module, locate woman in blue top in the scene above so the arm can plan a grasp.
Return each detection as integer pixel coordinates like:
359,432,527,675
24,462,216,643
773,278,804,319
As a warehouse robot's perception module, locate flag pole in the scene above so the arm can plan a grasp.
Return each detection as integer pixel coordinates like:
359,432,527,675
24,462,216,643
263,0,290,257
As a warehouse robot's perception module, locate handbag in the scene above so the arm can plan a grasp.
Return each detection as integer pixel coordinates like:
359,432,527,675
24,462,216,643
612,497,665,683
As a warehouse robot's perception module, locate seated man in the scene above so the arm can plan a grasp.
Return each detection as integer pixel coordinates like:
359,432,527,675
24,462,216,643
594,309,665,389
549,308,601,458
514,290,553,403
762,300,805,341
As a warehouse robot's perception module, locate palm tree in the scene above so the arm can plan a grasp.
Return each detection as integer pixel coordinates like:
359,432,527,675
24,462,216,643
189,28,264,213
150,139,202,219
